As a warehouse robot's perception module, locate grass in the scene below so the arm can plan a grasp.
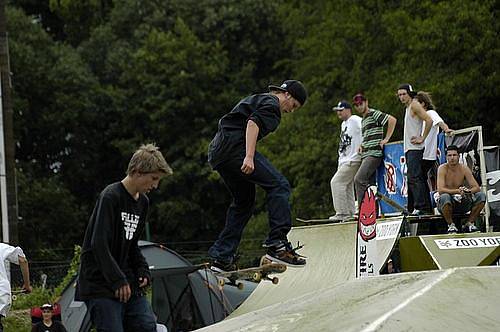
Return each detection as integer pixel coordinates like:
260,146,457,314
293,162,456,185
3,309,32,332
5,287,58,332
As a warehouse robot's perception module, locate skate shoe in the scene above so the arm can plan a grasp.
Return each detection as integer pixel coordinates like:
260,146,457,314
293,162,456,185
410,209,432,216
447,223,458,234
265,242,306,267
329,214,349,222
462,223,480,233
210,259,236,273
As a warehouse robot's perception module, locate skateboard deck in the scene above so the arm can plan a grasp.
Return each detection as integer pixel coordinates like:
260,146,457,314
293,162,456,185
375,192,441,221
296,217,356,223
11,289,27,301
372,189,408,215
215,262,287,289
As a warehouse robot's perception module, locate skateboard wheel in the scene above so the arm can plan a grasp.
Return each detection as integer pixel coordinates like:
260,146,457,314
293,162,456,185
272,277,279,285
12,295,17,301
237,282,244,290
218,278,225,287
253,272,262,282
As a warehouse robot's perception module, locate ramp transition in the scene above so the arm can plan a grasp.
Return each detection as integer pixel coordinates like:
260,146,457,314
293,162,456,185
229,217,404,317
231,221,358,316
197,266,500,331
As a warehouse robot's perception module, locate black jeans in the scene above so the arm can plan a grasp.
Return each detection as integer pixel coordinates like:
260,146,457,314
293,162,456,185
406,150,431,211
208,152,292,263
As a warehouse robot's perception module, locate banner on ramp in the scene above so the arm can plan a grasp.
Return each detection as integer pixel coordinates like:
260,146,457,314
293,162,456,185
357,187,378,278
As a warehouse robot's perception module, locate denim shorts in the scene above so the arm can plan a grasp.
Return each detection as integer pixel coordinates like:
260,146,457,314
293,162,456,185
437,192,486,214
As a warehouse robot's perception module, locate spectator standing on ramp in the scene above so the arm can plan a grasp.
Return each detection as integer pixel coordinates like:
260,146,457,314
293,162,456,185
329,101,362,222
397,83,433,215
414,91,453,201
208,80,308,271
353,92,397,208
436,145,485,233
76,143,173,332
0,243,32,332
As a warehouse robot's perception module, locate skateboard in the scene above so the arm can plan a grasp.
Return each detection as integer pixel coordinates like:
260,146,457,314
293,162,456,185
372,189,408,215
12,289,27,301
214,261,287,289
374,190,441,222
296,216,356,223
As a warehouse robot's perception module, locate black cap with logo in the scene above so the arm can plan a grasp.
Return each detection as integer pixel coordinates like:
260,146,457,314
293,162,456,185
398,83,417,98
268,80,308,106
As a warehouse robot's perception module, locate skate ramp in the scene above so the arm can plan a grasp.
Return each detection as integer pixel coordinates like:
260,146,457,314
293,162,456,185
230,218,404,317
231,221,358,316
374,217,404,272
400,232,500,271
197,266,500,331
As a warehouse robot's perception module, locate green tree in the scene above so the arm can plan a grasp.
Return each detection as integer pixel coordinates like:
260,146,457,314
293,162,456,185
8,7,107,259
6,0,499,267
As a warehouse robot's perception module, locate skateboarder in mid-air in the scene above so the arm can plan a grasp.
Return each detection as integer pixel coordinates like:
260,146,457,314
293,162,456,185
208,80,308,272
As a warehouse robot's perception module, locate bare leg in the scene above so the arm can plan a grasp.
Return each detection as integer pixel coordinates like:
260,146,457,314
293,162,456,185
441,203,453,226
468,202,485,225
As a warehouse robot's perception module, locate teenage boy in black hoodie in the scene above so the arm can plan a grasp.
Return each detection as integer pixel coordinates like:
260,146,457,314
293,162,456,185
76,143,172,332
208,80,308,271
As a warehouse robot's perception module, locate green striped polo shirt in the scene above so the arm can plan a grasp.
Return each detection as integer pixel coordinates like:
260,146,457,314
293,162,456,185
361,108,389,159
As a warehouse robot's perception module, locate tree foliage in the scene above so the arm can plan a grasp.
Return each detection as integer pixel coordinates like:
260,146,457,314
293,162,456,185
7,0,500,264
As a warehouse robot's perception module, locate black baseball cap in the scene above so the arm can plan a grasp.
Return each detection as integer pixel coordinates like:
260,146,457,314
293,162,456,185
333,101,352,111
268,80,308,106
398,83,417,97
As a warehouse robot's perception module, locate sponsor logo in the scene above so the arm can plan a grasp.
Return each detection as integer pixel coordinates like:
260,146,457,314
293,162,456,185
435,237,500,250
122,212,140,240
358,188,377,241
376,220,403,240
384,162,397,194
399,155,407,197
486,170,500,203
358,244,374,275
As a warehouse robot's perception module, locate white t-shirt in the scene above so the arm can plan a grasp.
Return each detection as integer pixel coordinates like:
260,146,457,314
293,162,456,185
0,243,25,316
404,106,424,152
422,110,444,160
338,115,362,166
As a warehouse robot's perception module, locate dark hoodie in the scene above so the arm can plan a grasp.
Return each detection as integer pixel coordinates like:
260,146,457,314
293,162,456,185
75,182,150,300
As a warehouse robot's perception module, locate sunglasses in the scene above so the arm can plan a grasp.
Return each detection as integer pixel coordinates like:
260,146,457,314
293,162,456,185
42,309,53,313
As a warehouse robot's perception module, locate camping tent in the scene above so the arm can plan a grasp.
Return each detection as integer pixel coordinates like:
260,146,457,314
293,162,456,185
58,241,255,331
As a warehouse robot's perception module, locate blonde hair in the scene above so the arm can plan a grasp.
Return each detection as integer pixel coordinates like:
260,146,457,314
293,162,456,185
126,143,173,175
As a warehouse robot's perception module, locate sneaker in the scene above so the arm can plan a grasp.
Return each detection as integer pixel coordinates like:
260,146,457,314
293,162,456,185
265,242,306,267
340,215,355,222
329,214,348,222
462,223,480,233
447,223,458,234
410,209,426,216
210,260,236,273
